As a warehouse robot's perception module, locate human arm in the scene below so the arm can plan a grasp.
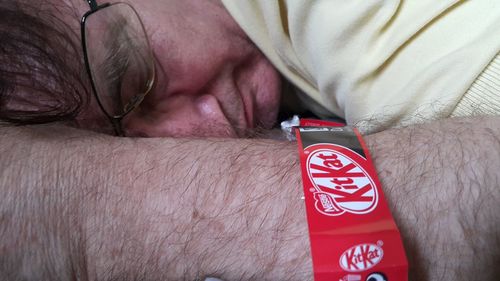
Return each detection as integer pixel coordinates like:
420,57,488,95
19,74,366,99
0,125,311,281
1,117,499,281
369,116,500,281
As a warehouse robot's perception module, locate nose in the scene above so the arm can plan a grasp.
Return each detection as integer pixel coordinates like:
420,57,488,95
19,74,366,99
122,93,237,138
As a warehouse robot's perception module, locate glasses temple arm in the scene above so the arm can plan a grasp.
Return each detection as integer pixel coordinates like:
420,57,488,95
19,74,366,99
86,0,98,10
110,117,125,137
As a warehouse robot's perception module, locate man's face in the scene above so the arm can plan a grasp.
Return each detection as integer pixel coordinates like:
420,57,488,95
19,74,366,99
72,0,282,137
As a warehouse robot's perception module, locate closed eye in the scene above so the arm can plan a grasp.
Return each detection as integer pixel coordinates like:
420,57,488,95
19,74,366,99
100,18,130,108
95,11,157,115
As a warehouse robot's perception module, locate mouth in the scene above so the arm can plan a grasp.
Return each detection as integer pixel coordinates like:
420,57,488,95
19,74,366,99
217,90,250,137
235,57,282,134
240,86,255,130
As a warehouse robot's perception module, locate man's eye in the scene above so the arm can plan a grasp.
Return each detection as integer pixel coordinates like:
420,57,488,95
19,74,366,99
100,38,132,110
105,43,129,86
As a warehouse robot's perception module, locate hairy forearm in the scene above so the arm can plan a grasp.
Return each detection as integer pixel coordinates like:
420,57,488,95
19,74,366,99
83,133,310,280
0,125,311,281
1,117,499,281
366,117,500,281
0,126,91,280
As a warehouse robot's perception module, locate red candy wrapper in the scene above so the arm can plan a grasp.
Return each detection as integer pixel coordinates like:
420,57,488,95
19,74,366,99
295,119,408,281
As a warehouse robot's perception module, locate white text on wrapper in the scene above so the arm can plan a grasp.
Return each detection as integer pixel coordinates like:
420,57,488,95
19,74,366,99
306,148,378,216
339,242,384,272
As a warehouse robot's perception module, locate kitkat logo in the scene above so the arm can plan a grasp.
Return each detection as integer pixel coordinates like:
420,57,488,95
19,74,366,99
305,144,378,216
339,242,384,272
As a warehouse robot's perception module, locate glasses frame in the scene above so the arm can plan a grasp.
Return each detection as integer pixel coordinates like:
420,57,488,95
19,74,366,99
80,0,156,136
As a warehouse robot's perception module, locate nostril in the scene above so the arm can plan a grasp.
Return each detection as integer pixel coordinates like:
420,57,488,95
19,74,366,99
194,94,240,137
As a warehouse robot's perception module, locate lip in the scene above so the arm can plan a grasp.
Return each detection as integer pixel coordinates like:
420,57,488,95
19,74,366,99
220,90,248,137
233,54,281,133
240,86,255,129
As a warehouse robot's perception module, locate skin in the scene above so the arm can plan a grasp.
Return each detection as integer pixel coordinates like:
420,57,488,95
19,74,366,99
1,117,500,281
67,0,282,137
2,1,499,281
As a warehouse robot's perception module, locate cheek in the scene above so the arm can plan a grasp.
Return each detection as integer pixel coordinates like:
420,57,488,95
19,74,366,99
74,95,115,135
123,95,238,138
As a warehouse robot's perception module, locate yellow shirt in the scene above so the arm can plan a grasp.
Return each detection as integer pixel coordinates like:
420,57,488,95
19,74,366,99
222,0,500,132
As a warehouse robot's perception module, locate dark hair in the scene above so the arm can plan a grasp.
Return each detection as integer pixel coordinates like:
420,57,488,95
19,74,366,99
0,1,88,125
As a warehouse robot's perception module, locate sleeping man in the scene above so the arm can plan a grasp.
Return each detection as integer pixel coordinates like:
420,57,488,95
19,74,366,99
0,0,499,280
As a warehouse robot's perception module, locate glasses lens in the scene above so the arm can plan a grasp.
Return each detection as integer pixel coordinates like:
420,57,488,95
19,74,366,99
83,3,155,117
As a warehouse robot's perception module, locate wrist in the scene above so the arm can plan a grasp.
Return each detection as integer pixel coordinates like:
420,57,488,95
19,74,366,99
363,117,500,280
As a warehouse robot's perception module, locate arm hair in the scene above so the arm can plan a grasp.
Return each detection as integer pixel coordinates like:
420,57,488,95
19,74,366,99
1,117,499,281
367,117,500,281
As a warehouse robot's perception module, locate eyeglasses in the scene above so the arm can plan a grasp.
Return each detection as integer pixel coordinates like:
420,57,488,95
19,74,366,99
81,0,156,136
